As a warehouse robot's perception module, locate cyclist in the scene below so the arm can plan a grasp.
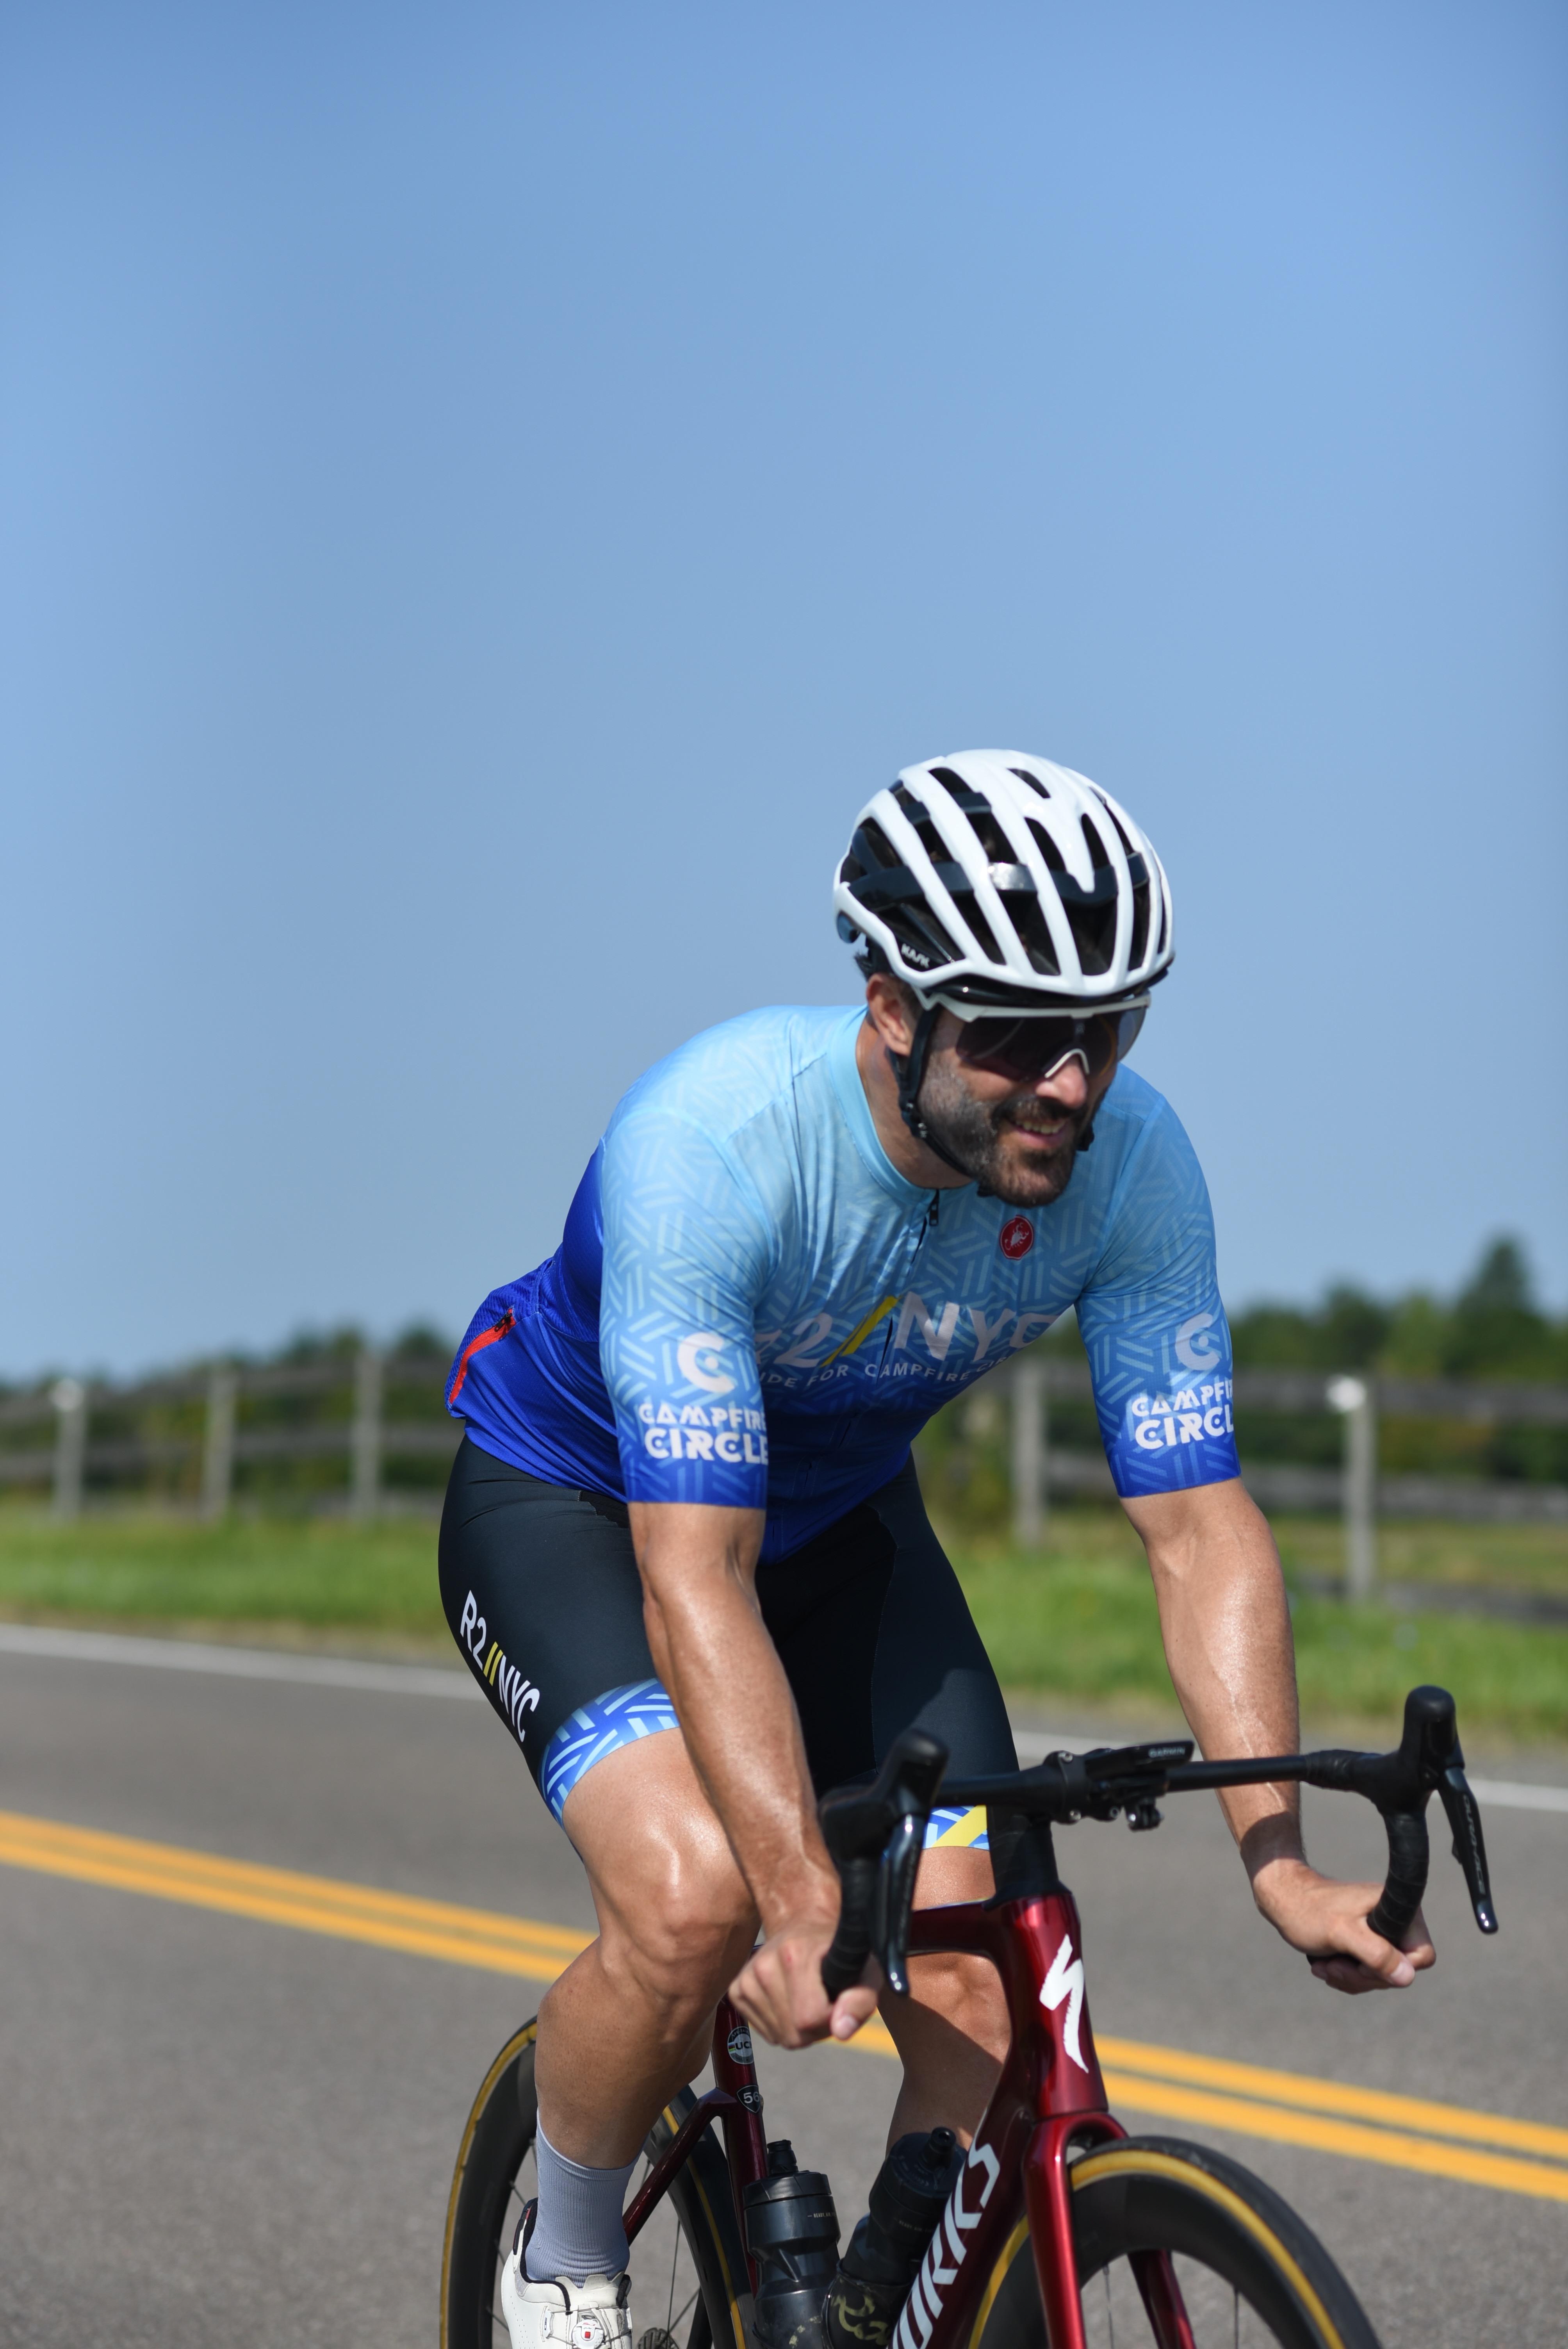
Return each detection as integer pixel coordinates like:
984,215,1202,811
439,751,1434,2349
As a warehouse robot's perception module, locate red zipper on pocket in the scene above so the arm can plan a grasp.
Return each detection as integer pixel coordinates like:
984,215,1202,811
447,1308,516,1407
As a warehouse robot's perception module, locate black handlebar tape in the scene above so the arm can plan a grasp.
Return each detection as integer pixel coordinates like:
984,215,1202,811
1367,1807,1431,1947
821,1854,877,2000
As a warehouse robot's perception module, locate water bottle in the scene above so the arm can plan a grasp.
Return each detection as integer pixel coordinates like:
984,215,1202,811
824,2129,964,2349
743,2141,842,2349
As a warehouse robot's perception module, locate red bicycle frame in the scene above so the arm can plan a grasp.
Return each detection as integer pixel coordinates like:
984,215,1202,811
624,1883,1194,2349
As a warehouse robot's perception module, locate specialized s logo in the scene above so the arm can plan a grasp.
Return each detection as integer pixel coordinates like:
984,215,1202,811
891,2140,1001,2349
999,1216,1035,1260
1041,1932,1087,2071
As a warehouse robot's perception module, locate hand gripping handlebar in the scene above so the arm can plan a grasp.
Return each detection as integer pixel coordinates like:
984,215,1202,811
818,1684,1497,2001
818,1729,949,1999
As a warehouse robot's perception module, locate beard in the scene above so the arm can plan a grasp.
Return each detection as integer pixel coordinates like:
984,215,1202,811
915,1055,1091,1206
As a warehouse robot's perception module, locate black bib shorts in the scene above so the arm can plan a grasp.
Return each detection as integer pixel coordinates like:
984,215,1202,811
437,1435,1015,1839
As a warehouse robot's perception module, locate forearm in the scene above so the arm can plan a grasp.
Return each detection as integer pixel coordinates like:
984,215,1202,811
1123,1479,1304,1877
1123,1480,1434,1991
631,1502,837,1934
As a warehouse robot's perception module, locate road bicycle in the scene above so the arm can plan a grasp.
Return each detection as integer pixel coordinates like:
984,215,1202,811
442,1684,1496,2349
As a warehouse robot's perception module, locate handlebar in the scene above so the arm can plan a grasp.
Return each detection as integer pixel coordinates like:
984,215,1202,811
818,1683,1497,2001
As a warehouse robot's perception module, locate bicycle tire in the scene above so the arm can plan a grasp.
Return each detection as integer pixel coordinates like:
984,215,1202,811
441,2016,754,2349
970,2135,1381,2349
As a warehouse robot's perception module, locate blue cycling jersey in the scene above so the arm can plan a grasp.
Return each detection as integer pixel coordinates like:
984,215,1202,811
448,1006,1239,1559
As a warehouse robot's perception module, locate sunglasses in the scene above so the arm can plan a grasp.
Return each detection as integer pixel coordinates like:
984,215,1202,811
952,1002,1148,1086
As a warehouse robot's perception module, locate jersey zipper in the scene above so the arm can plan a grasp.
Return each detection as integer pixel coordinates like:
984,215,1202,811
866,1193,943,1372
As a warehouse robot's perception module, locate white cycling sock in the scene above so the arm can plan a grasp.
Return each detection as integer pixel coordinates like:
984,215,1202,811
524,2121,638,2285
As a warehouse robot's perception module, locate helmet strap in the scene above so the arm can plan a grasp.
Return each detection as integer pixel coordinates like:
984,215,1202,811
889,1007,975,1184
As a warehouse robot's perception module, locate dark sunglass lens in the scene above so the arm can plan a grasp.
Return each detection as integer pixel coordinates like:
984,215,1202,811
1081,1020,1117,1077
958,1010,1139,1081
959,1016,1080,1080
957,1018,1022,1063
1115,1005,1147,1059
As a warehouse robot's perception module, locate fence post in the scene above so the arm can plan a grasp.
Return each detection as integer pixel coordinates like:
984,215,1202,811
1011,1356,1047,1550
1326,1375,1378,1599
50,1379,88,1521
201,1367,237,1521
351,1347,383,1520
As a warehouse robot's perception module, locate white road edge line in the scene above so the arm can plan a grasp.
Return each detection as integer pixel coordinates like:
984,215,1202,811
1,1623,1563,1813
0,1622,480,1700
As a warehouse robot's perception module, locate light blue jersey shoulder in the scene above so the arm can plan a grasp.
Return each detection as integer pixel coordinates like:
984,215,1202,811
450,1006,1238,1558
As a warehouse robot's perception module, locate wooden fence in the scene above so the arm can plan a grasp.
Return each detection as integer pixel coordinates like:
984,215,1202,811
998,1359,1568,1595
3,1352,1565,1600
0,1353,459,1523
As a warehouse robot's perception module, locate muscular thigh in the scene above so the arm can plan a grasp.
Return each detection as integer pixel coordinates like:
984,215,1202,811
440,1439,754,1963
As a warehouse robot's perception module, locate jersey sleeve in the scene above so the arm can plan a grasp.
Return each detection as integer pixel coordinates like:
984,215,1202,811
1076,1100,1240,1497
598,1109,776,1510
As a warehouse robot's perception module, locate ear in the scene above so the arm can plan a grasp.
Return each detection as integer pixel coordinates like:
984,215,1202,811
864,971,920,1057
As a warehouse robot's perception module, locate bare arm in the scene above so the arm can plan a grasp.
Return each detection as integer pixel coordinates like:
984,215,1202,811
629,1498,877,2046
1122,1478,1434,1994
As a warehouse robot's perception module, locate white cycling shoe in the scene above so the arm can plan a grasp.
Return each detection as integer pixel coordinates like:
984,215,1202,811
499,2204,633,2349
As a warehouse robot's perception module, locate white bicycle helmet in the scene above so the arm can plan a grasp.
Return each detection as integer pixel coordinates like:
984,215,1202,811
834,749,1174,1013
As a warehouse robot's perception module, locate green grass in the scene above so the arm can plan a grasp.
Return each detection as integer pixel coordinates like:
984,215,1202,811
947,1510,1568,1745
0,1510,446,1641
1269,1513,1568,1597
2,1503,1564,1745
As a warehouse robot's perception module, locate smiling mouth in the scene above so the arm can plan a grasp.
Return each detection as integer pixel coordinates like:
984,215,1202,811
1003,1110,1074,1147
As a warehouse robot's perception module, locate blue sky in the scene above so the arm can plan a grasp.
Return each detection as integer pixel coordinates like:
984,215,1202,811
3,0,1564,1377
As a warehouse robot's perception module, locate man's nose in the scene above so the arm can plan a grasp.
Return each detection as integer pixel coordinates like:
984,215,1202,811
1034,1053,1090,1108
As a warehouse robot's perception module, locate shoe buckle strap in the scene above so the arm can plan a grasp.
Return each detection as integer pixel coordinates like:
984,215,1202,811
546,2310,613,2349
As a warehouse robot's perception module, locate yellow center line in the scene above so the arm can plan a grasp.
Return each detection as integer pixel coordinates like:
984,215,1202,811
2,1807,1564,2205
1096,2034,1568,2165
0,1809,588,1979
1098,2073,1568,2206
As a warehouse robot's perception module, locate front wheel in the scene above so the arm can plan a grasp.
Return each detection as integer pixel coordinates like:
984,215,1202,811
440,2018,754,2349
974,2135,1380,2349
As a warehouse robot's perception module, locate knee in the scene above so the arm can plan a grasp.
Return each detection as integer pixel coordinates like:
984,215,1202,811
904,1952,1010,2062
601,1841,757,2021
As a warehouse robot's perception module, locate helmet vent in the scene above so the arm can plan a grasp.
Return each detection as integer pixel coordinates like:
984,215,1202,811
1009,767,1050,798
1128,877,1150,968
968,811,1012,864
928,766,992,813
853,820,900,872
1007,892,1061,977
1099,802,1136,856
1080,814,1114,872
891,782,948,864
956,895,1003,966
1025,819,1067,876
1066,891,1116,974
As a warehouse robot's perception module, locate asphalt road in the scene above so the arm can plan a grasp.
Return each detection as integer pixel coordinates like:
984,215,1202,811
0,1633,1563,2348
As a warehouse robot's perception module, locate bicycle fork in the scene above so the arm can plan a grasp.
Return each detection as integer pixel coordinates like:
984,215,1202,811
904,1882,1196,2349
